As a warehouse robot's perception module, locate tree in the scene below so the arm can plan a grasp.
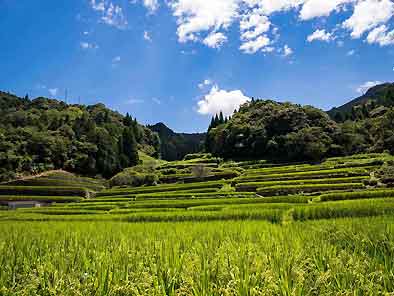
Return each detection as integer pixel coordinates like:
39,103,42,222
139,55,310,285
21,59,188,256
122,127,139,167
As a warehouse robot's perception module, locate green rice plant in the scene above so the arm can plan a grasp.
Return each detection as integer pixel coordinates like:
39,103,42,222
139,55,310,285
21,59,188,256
256,183,364,196
320,189,394,201
236,167,372,183
0,195,83,203
16,208,106,215
5,178,105,191
0,186,88,197
236,176,369,192
135,191,257,200
98,181,226,197
0,218,394,294
292,199,394,221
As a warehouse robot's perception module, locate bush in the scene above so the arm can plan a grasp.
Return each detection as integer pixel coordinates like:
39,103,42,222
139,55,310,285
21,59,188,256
375,162,394,186
109,167,159,187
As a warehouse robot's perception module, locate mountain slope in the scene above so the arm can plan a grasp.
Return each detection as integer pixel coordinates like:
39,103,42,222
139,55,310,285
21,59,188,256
148,122,205,161
328,82,394,120
0,91,160,180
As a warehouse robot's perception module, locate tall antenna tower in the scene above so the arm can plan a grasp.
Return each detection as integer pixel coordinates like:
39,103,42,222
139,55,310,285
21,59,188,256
65,89,68,104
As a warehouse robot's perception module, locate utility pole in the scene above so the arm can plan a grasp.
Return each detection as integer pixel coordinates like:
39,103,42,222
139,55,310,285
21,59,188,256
65,89,68,104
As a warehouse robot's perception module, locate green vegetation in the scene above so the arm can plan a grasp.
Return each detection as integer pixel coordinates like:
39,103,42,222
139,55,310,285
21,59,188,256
2,84,394,294
0,92,160,180
1,218,394,294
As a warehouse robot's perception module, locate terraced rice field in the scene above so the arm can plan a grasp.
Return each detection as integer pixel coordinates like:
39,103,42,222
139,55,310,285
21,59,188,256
1,153,394,294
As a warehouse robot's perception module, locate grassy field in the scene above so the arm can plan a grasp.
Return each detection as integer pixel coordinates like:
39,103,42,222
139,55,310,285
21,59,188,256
1,153,394,294
0,218,393,295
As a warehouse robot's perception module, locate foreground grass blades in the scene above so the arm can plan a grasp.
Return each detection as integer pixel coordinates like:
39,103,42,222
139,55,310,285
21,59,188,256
0,218,393,295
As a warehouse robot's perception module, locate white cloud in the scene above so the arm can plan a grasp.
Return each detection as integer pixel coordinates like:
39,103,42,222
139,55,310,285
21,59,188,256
307,29,334,42
198,79,212,89
144,31,152,42
367,25,394,46
356,80,383,94
167,0,394,53
347,49,356,56
169,0,239,43
143,0,159,12
80,42,99,49
343,0,394,38
48,88,58,97
240,35,271,54
203,32,228,48
197,85,251,116
283,44,293,56
300,0,353,20
89,0,128,29
244,0,304,15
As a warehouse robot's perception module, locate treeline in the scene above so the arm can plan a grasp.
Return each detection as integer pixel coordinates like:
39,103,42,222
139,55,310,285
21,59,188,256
0,92,160,180
148,122,205,161
205,99,394,161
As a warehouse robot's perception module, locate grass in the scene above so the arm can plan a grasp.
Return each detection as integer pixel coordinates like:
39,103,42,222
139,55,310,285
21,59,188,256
236,176,369,191
0,195,83,203
98,181,226,197
320,188,394,201
256,183,365,196
0,186,88,197
0,218,393,294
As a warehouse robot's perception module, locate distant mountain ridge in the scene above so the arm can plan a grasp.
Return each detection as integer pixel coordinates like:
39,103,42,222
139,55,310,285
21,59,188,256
148,122,205,161
328,82,394,119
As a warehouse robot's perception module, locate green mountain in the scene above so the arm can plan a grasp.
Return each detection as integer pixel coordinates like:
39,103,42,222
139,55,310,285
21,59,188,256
205,98,394,161
328,82,394,121
0,91,160,180
148,122,205,161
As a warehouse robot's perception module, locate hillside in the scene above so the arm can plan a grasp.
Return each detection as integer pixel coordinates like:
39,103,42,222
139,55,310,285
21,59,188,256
0,91,160,180
328,82,394,120
148,122,205,161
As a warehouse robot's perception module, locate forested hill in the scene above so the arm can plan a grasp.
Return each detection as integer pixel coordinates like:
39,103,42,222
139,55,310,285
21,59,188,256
148,122,205,161
328,82,394,121
205,98,394,161
0,91,160,181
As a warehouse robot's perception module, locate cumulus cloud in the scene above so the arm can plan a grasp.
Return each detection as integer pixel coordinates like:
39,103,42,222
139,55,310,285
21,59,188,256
367,25,394,46
197,85,251,116
240,35,271,54
356,81,383,94
89,0,128,29
343,0,394,38
48,88,58,97
166,0,394,53
307,29,334,42
203,32,228,48
347,49,356,56
143,0,159,13
300,0,353,20
169,0,239,43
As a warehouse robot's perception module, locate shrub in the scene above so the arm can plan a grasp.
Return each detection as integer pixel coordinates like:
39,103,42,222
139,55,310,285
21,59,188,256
109,169,159,187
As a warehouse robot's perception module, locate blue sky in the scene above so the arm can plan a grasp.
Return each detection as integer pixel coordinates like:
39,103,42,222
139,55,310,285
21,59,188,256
1,0,394,132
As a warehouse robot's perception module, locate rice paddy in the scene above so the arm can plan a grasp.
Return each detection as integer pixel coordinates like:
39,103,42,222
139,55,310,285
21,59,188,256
1,153,394,294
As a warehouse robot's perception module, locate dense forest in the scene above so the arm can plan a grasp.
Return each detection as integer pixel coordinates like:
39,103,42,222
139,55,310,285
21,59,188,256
205,84,394,161
0,91,160,180
148,122,205,161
